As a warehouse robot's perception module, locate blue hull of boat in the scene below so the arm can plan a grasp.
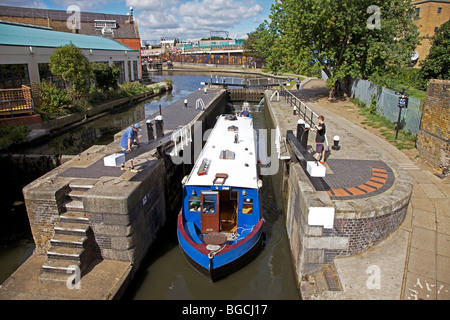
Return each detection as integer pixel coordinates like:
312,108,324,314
177,213,264,281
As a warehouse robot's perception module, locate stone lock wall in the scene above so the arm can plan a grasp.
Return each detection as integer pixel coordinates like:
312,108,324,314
83,159,166,263
284,160,412,279
417,79,450,171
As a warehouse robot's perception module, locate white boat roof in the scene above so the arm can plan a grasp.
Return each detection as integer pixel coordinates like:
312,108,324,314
185,115,259,189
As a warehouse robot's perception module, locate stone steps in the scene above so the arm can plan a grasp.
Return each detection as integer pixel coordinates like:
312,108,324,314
51,233,87,248
40,179,97,283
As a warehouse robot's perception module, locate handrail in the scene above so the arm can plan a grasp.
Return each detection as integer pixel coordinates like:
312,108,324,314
280,85,318,127
196,98,205,110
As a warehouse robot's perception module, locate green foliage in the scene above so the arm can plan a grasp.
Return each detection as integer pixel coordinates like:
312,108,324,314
118,81,152,96
349,98,416,150
369,95,378,115
164,78,173,86
244,21,280,70
90,63,120,92
49,42,92,95
419,20,450,89
35,80,72,118
0,125,30,150
251,0,420,95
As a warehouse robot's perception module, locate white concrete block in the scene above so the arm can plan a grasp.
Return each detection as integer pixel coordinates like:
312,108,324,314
308,207,335,229
307,161,326,177
103,153,126,167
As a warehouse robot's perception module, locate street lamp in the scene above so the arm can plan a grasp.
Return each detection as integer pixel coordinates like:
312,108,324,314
394,88,409,140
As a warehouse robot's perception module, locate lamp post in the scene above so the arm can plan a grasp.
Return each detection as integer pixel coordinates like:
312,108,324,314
394,88,409,140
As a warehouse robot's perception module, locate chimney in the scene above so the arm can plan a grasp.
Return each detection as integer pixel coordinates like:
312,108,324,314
129,6,134,23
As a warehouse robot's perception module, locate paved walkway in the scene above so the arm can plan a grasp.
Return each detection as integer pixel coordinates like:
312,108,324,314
271,81,450,300
0,254,131,300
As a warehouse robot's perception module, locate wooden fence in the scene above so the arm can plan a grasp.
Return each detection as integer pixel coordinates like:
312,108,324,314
0,85,34,116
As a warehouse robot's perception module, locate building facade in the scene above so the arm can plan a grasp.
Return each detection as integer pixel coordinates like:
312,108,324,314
412,1,450,65
0,5,142,80
0,21,141,89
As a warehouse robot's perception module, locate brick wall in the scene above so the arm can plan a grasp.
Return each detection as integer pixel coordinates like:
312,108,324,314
323,203,408,262
417,79,450,170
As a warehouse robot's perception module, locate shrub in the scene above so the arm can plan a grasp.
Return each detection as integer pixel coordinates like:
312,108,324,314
0,125,30,150
118,81,152,96
35,80,72,118
49,42,92,96
91,63,120,92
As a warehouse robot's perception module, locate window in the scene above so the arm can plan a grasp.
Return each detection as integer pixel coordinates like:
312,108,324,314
203,196,216,213
94,20,117,29
188,196,201,212
113,61,125,83
435,27,439,33
243,199,253,214
438,7,442,14
0,64,30,89
133,61,138,80
127,60,132,81
414,8,420,20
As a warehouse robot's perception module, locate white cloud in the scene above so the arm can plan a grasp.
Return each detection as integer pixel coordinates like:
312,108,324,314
136,10,180,29
0,0,47,8
132,0,263,41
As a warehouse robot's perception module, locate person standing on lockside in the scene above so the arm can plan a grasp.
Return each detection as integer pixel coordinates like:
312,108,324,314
312,116,326,164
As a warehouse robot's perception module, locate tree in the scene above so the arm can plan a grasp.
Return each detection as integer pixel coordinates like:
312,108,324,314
419,20,450,89
243,21,283,72
49,42,92,95
91,63,120,92
255,0,420,97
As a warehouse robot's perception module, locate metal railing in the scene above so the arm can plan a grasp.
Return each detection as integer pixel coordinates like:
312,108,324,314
280,86,318,127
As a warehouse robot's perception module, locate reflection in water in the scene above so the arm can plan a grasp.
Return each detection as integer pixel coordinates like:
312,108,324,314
20,72,259,155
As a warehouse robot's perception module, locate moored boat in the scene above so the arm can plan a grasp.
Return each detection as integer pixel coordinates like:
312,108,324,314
177,114,264,281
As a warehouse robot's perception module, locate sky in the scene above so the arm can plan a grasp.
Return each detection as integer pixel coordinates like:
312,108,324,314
0,0,275,42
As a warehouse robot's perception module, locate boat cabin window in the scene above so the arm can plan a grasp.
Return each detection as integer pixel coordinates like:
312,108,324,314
188,196,201,212
243,199,253,214
203,196,216,213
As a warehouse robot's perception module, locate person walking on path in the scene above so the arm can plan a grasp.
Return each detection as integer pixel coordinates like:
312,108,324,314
296,78,301,91
120,123,141,172
312,115,326,164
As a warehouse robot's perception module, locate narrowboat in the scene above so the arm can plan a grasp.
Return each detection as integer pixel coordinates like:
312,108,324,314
177,114,264,281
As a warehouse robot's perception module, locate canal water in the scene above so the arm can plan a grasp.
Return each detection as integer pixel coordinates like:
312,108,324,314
1,71,300,299
123,106,300,300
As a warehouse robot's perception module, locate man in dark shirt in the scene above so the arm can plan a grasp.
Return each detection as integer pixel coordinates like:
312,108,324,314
312,115,326,163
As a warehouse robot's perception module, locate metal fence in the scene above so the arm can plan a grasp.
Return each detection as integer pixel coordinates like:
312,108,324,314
349,79,423,135
280,86,319,127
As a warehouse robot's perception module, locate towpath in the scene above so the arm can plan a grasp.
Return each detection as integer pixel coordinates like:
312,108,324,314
271,79,450,300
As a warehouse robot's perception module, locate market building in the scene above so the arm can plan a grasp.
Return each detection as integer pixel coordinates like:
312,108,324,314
0,20,141,89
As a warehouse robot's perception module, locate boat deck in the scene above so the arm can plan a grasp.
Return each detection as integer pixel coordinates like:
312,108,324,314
185,115,259,189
